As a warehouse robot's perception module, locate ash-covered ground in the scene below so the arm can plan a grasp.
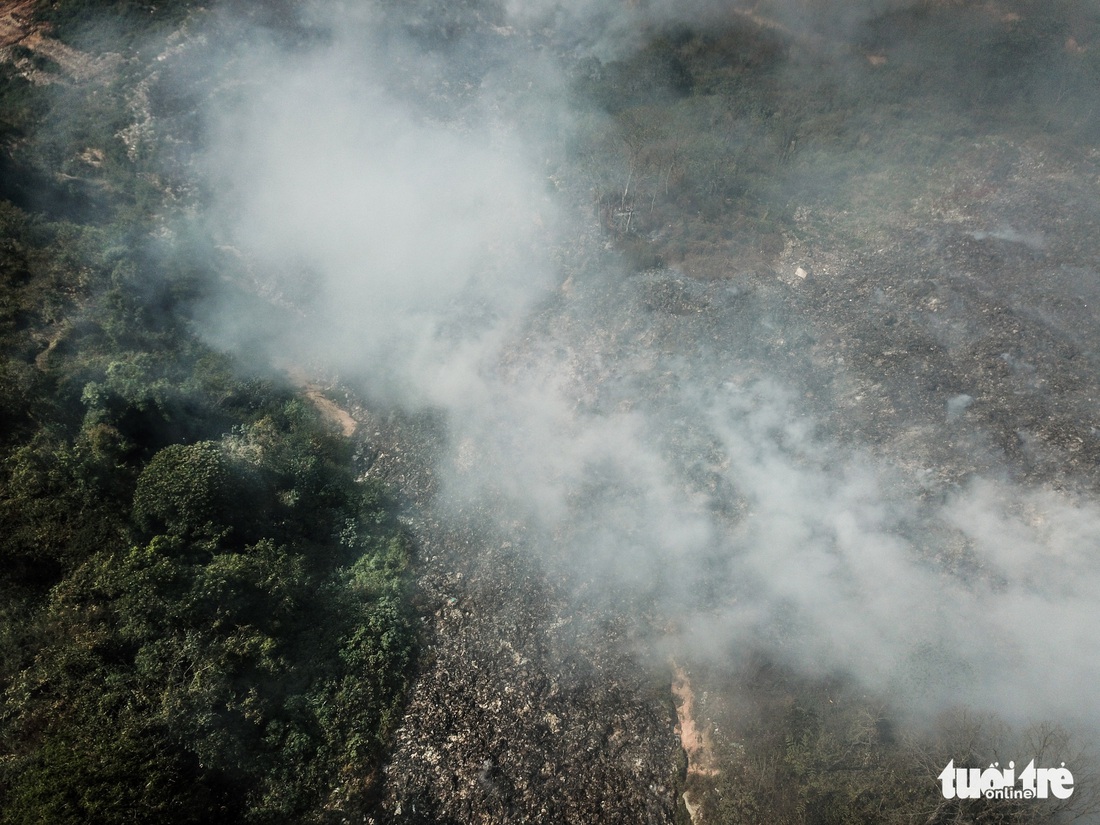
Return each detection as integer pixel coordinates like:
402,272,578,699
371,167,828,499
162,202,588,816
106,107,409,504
322,118,1100,822
196,2,1100,821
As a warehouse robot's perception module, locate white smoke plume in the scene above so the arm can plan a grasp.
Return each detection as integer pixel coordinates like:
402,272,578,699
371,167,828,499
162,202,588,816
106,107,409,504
197,0,1100,737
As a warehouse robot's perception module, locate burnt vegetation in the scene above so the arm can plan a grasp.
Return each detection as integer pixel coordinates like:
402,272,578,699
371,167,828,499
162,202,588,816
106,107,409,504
569,2,1100,277
564,3,1100,824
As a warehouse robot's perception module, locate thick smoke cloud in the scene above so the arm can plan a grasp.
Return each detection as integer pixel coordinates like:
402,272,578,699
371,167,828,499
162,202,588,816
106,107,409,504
678,380,1100,725
202,15,560,406
200,0,1100,734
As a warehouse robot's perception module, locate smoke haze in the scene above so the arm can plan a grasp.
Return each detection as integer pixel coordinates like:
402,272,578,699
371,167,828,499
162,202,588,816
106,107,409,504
196,0,1100,737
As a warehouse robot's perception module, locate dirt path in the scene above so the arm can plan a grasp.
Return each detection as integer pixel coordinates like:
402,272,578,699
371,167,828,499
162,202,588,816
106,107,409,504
303,386,357,437
0,0,36,49
282,365,358,437
671,664,719,824
671,665,718,778
0,1,119,82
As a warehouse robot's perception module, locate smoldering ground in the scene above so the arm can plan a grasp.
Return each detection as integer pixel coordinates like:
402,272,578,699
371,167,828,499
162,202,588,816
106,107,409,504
195,0,1100,742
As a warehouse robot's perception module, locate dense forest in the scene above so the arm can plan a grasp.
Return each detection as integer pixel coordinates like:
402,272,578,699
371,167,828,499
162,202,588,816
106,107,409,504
0,2,415,822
